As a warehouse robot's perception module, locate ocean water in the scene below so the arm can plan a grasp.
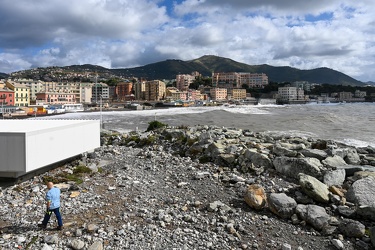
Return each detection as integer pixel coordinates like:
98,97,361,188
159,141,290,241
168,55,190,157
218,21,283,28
36,102,375,148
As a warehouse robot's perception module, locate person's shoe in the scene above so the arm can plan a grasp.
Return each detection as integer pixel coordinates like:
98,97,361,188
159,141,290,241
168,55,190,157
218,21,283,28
38,224,46,229
55,226,62,231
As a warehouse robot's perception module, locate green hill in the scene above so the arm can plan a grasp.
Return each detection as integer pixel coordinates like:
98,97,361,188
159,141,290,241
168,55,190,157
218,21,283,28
0,72,9,79
8,55,364,86
114,55,364,85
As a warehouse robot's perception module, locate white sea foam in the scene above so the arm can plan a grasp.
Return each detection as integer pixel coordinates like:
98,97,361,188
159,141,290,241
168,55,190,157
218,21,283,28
338,138,375,148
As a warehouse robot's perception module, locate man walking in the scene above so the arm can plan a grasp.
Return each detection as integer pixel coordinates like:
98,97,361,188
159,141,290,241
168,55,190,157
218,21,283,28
38,182,63,230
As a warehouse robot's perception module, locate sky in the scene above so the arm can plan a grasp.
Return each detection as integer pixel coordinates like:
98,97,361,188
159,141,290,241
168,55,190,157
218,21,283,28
0,0,375,82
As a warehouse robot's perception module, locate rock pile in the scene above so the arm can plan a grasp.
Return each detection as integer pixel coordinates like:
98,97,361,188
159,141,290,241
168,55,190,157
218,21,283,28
0,124,375,249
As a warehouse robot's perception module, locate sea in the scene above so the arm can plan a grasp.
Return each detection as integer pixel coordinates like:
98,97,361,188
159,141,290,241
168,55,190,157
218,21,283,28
36,102,375,148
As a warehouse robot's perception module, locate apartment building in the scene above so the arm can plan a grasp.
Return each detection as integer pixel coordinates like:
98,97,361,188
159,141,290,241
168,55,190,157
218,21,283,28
12,79,44,102
43,82,94,104
210,88,227,101
36,92,76,105
116,82,133,100
176,71,200,91
228,88,247,100
166,87,187,101
92,83,109,103
133,81,146,100
0,88,15,107
292,81,311,92
278,87,305,101
212,72,268,88
339,92,353,101
5,81,30,106
145,80,166,101
187,89,204,101
354,90,366,98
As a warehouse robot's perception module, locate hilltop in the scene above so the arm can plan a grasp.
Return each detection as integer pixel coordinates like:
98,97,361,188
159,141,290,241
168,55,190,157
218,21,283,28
8,55,364,86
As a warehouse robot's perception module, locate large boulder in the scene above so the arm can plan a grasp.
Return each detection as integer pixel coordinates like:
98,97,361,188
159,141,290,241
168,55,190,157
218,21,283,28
338,218,365,238
337,165,375,177
344,148,361,164
323,169,346,187
322,155,347,168
346,176,375,206
272,144,298,157
273,157,323,179
243,149,273,169
206,141,226,157
268,193,297,219
299,173,330,203
300,148,328,161
296,204,331,230
346,176,375,221
244,184,267,210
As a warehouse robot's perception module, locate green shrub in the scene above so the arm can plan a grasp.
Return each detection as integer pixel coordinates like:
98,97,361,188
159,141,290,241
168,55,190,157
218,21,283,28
146,120,167,132
73,165,92,174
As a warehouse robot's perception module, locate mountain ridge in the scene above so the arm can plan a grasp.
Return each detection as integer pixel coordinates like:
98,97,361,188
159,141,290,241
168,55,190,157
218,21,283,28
7,55,364,86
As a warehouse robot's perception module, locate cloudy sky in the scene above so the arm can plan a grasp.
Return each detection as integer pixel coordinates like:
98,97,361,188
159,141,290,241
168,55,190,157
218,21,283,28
0,0,374,82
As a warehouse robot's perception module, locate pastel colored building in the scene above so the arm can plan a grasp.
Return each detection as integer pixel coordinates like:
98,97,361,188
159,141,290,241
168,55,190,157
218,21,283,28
228,88,247,100
116,82,133,100
212,72,268,88
0,88,15,107
36,92,76,105
176,71,200,91
210,88,227,101
166,87,187,101
145,80,166,101
5,81,30,107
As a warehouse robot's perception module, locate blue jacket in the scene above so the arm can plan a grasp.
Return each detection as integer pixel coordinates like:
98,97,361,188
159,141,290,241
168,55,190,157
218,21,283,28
46,187,61,210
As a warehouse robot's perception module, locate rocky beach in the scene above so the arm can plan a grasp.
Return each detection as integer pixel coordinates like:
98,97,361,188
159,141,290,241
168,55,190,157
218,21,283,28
1,124,375,250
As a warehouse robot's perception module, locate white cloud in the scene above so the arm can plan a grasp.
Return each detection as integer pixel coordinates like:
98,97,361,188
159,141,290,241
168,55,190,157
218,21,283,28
0,0,374,82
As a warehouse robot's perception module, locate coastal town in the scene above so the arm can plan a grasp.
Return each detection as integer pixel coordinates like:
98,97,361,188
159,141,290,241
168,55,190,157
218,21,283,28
0,70,373,118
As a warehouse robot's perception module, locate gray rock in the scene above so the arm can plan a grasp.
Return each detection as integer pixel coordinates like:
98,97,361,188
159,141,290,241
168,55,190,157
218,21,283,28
206,141,226,157
323,169,346,187
300,148,328,161
243,149,273,168
370,227,375,247
88,241,104,250
344,148,360,164
272,144,298,157
41,244,54,250
44,234,59,244
336,165,375,176
338,218,365,238
356,205,375,221
87,223,99,233
71,239,85,250
296,204,330,230
268,193,297,219
346,177,375,206
273,157,323,179
322,155,347,168
281,243,292,250
336,206,356,218
299,173,330,203
353,171,375,180
331,239,344,249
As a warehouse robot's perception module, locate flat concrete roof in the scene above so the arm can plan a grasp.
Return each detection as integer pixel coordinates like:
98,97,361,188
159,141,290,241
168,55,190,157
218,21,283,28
0,119,98,133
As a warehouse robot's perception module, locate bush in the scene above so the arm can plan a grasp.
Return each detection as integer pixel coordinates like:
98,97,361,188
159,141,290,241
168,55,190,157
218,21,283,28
146,120,167,132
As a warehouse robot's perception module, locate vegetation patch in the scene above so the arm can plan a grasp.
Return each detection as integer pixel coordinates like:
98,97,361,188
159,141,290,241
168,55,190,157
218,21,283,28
146,120,167,132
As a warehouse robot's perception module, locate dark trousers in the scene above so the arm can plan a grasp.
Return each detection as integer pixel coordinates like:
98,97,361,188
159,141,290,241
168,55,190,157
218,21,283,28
42,207,63,227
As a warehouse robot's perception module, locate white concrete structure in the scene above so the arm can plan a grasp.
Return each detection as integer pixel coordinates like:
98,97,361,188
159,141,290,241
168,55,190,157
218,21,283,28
0,120,100,178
